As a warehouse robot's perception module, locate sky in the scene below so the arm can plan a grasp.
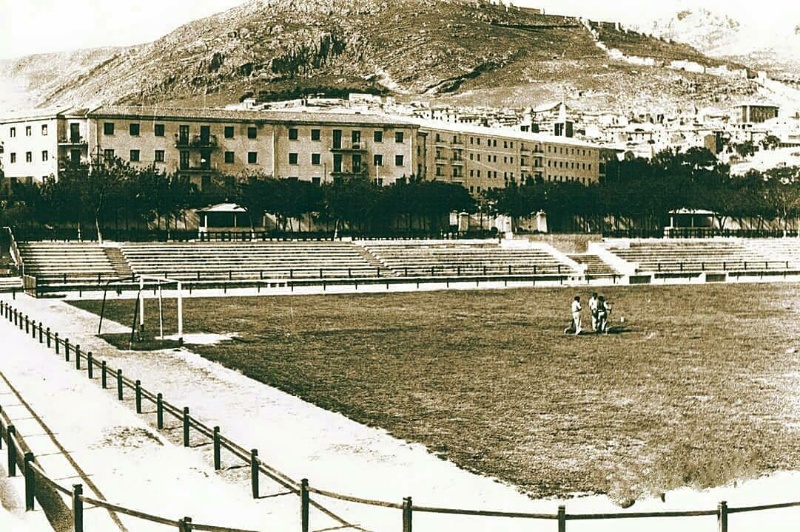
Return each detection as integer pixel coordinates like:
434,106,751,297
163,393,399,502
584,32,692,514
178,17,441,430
0,0,796,60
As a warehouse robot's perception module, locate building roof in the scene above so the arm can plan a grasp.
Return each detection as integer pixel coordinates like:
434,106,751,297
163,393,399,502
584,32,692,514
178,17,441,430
0,106,90,123
197,203,247,213
412,117,599,148
87,106,418,127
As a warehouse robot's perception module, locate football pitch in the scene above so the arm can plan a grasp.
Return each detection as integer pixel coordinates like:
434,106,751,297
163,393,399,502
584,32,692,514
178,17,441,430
71,283,800,503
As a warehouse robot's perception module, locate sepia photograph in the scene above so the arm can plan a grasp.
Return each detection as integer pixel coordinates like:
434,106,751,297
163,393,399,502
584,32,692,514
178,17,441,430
2,0,800,530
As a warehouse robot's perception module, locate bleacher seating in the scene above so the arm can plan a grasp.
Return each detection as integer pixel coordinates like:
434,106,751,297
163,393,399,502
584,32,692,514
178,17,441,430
359,240,576,277
17,242,119,285
119,241,380,281
604,240,782,273
742,239,800,267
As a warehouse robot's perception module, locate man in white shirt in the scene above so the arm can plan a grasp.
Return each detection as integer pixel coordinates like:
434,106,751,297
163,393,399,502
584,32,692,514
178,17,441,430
588,292,598,331
571,295,582,335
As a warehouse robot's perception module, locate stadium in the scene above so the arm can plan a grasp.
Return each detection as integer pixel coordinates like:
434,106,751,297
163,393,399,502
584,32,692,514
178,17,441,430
3,228,800,531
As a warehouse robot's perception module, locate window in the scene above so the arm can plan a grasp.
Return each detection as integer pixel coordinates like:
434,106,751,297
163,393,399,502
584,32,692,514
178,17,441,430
311,129,321,141
395,131,404,143
311,153,321,165
9,127,15,137
10,153,16,163
154,124,165,137
395,155,404,166
312,177,321,186
129,123,140,136
373,154,383,166
224,151,234,164
25,152,32,162
247,127,257,139
289,153,299,165
373,130,383,143
104,123,115,135
288,128,298,140
41,124,48,136
155,150,165,162
352,130,361,144
41,150,48,162
104,149,115,160
248,152,258,164
224,126,234,139
25,126,31,136
130,150,140,162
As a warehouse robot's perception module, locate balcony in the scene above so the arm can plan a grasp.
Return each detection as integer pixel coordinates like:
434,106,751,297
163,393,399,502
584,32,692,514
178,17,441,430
450,158,464,166
330,167,368,179
178,163,218,173
58,137,87,146
331,140,368,152
175,134,219,149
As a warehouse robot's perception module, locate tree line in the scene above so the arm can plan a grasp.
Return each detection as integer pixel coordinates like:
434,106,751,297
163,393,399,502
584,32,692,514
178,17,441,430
1,147,799,239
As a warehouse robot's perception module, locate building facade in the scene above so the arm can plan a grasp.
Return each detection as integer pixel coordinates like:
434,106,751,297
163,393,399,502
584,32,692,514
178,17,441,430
419,121,601,196
0,106,602,196
0,108,91,184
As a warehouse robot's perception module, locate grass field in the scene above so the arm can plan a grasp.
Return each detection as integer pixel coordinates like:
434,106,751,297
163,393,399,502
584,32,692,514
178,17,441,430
71,283,800,504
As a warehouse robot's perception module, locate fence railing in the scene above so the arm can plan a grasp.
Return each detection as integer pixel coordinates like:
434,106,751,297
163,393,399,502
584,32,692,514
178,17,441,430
3,298,800,531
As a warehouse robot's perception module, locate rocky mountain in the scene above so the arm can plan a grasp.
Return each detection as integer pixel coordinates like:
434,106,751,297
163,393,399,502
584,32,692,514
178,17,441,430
643,9,800,76
0,0,763,113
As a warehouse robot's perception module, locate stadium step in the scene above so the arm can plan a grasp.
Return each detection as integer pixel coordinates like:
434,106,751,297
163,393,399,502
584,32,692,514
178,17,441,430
104,246,134,280
567,253,620,276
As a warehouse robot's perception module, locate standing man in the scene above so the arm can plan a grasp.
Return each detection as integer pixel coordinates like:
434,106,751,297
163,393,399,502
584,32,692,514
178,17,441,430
588,292,599,331
571,295,582,335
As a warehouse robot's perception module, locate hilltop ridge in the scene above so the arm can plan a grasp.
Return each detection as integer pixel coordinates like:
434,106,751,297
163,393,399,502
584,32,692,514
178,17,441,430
0,0,760,113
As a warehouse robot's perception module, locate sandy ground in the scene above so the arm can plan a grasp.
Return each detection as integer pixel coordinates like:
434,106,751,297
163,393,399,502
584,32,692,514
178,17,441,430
3,290,800,531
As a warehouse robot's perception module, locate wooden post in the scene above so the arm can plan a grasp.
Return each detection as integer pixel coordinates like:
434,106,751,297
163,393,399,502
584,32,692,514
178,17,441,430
718,501,728,532
87,352,93,379
157,394,164,429
301,478,309,532
75,345,81,370
25,315,29,334
39,322,43,343
117,369,123,400
213,427,221,470
402,496,413,532
72,484,84,532
250,449,259,498
180,516,193,531
7,426,16,476
13,308,17,327
64,338,70,362
54,332,59,354
31,320,36,339
558,505,566,532
24,452,35,511
183,407,190,447
101,361,107,389
135,380,142,414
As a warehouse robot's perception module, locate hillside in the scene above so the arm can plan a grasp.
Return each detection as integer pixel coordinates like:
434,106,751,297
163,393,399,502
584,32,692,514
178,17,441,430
0,0,760,113
643,9,800,76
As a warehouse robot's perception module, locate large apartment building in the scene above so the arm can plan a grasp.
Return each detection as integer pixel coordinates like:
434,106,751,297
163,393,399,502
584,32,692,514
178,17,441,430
0,106,602,194
0,108,90,183
418,120,601,195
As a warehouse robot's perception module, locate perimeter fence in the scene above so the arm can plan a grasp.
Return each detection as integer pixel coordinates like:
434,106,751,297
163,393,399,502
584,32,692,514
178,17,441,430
2,298,800,531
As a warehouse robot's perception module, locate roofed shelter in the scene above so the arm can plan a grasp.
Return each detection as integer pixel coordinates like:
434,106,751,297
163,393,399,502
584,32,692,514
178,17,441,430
197,203,253,235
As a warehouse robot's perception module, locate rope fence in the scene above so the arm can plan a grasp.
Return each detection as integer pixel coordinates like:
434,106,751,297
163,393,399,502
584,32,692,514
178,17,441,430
2,298,800,531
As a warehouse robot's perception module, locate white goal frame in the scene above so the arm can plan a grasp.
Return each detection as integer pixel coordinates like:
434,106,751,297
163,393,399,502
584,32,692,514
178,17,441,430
137,275,183,343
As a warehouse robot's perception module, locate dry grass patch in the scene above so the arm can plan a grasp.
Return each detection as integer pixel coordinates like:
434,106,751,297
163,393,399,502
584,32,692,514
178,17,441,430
72,283,800,503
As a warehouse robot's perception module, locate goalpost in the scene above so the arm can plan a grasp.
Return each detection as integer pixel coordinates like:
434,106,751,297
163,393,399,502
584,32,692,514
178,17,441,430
134,275,183,344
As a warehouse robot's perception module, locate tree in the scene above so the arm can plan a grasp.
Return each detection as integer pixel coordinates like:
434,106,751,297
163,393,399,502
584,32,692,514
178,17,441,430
760,135,781,151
